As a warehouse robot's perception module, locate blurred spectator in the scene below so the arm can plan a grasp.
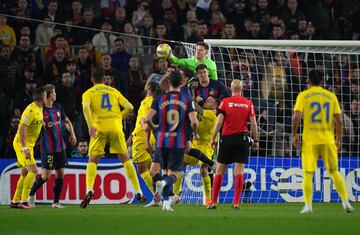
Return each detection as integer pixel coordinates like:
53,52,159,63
305,21,322,40
92,18,117,54
112,7,127,33
183,10,198,39
2,116,20,158
0,45,17,97
247,20,263,39
56,71,79,121
132,1,150,32
281,0,306,32
156,0,179,24
71,139,89,158
227,0,249,37
0,15,17,47
110,37,132,75
44,47,68,84
163,8,184,41
208,11,226,38
35,16,54,46
40,0,63,23
122,56,147,112
70,0,83,25
154,22,170,43
0,83,12,155
44,34,72,63
17,64,39,90
76,47,93,91
148,57,168,75
349,97,360,155
222,22,237,39
100,0,127,17
271,23,285,39
10,34,42,81
138,15,155,46
83,40,102,65
73,8,98,45
187,21,208,43
13,78,36,116
297,18,307,39
29,0,46,20
255,0,271,19
122,23,144,55
101,54,121,91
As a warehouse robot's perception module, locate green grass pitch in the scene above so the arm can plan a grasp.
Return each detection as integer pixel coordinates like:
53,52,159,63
0,203,359,235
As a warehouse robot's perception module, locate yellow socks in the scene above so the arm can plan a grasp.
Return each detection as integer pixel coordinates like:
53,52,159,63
12,175,25,202
302,171,313,205
86,162,97,192
173,177,183,195
21,172,36,202
329,170,348,202
202,175,211,201
124,160,141,193
140,171,154,194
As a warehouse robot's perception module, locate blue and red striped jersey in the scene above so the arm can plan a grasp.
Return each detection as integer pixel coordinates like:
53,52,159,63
194,80,230,104
151,91,195,148
40,103,67,154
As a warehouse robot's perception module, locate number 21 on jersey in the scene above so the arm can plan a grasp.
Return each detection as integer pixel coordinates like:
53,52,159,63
310,102,330,123
101,94,112,111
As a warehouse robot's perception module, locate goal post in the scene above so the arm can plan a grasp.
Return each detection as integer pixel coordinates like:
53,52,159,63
179,39,360,204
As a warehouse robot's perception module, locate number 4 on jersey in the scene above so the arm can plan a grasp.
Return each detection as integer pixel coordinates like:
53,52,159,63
101,94,112,111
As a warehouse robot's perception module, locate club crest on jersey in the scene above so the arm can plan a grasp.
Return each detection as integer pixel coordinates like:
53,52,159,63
209,90,215,96
23,115,29,123
57,112,61,117
48,122,53,127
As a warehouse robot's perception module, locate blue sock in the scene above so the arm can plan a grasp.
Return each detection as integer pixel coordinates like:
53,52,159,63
152,173,162,192
162,175,177,200
29,177,46,196
53,178,63,203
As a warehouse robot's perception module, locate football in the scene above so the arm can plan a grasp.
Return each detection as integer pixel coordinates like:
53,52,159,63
156,43,172,58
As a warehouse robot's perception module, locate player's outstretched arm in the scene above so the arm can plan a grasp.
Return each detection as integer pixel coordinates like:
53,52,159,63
144,109,157,132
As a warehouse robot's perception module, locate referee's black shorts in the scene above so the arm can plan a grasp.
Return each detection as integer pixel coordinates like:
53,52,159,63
217,133,250,164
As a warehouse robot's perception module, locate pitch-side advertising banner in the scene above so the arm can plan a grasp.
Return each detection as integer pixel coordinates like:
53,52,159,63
0,157,359,205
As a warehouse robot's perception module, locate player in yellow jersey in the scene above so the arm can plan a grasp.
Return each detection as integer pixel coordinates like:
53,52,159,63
10,87,46,209
173,96,217,206
131,80,160,194
80,69,146,208
292,70,354,213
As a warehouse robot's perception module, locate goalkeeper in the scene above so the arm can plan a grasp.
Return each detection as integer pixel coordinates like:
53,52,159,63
169,41,218,80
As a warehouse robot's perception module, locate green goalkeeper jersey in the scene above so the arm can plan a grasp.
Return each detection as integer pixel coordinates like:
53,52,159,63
171,55,218,80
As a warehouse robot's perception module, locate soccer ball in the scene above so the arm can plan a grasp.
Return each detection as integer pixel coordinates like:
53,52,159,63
156,43,172,58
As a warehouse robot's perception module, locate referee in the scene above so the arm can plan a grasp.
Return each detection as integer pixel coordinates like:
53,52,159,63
208,80,259,209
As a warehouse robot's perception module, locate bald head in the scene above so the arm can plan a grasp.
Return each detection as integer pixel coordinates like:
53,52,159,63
231,80,242,94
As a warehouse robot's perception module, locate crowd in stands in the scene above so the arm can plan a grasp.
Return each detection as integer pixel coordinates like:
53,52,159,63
0,0,360,158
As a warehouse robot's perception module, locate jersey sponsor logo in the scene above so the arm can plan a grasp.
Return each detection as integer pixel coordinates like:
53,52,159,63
23,115,30,123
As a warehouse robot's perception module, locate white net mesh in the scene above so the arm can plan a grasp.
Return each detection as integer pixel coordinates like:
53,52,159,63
179,40,360,204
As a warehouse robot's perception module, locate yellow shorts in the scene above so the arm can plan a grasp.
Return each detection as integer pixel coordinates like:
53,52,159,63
183,140,213,166
301,144,338,172
13,139,35,168
132,140,152,164
89,130,127,156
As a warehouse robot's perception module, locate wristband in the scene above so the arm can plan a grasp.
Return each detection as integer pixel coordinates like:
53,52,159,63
21,147,28,151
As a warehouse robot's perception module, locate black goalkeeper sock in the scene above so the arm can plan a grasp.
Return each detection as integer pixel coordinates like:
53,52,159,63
53,178,63,203
29,177,46,196
188,148,214,166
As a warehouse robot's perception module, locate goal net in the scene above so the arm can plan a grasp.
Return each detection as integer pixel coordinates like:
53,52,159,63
179,40,360,204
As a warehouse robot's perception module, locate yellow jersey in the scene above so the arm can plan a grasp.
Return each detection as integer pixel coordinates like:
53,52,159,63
132,96,155,144
294,86,341,145
196,109,217,143
82,84,130,132
14,102,43,148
